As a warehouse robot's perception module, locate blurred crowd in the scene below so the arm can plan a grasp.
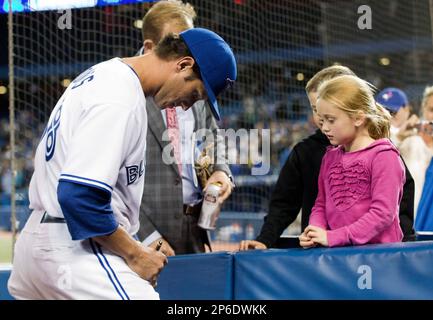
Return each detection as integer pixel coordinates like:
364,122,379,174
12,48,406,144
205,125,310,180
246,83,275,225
0,80,433,209
0,111,44,197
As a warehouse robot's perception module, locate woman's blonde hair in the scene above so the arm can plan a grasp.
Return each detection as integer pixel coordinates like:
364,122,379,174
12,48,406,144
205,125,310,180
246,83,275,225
317,75,391,140
421,85,433,110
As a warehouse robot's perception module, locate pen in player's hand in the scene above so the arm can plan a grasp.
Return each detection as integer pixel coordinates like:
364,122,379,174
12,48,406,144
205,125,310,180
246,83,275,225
155,239,163,251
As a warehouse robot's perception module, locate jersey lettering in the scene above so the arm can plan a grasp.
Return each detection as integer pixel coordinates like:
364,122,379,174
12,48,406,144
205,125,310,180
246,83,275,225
126,160,144,185
45,104,63,161
71,67,95,89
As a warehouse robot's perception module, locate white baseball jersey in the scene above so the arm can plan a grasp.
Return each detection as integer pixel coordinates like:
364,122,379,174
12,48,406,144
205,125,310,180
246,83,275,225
29,57,147,235
8,58,158,300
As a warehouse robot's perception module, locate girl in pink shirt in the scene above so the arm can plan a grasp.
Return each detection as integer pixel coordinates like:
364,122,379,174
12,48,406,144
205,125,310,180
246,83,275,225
300,75,405,248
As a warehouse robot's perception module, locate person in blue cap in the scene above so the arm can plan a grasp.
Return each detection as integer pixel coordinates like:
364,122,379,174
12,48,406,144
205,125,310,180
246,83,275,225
376,87,416,145
413,86,433,232
398,85,433,228
8,27,237,300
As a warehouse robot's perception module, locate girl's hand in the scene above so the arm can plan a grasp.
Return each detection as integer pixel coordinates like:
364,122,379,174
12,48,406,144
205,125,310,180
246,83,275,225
299,229,316,249
305,225,329,247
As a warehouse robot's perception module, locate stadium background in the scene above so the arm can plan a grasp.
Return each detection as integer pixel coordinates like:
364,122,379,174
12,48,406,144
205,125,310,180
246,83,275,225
1,0,433,262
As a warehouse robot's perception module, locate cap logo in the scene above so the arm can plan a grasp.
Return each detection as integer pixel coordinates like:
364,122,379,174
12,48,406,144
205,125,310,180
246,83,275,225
225,78,235,90
382,92,392,101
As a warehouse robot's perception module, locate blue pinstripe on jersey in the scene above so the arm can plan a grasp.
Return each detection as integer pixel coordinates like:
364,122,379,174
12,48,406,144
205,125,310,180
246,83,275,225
95,242,130,300
89,239,128,300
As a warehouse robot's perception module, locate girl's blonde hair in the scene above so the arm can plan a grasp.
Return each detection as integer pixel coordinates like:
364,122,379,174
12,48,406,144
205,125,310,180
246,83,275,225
317,75,391,140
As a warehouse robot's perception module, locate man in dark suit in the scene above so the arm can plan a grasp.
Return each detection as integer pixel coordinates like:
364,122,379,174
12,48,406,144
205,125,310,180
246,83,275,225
137,0,234,255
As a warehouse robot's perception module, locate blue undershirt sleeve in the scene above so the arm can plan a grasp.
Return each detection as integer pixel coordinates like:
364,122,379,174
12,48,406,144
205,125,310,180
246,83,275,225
57,180,119,240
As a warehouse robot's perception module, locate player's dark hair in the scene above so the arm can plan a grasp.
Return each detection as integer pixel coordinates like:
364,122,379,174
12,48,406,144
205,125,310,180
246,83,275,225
154,33,201,80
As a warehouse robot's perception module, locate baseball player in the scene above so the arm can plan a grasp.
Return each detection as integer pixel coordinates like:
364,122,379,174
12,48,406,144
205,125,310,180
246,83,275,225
8,28,237,300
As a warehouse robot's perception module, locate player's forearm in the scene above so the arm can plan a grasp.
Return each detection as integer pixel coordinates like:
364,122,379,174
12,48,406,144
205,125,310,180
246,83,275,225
93,226,167,282
93,226,141,262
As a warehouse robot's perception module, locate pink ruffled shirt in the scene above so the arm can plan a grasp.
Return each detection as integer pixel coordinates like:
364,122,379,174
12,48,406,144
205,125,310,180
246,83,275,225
309,139,404,247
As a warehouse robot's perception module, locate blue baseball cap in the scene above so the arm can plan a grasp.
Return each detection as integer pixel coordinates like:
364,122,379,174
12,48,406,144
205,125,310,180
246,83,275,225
180,28,237,121
376,87,409,113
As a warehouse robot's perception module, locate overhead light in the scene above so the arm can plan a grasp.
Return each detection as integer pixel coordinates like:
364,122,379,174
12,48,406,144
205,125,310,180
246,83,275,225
133,19,143,29
0,86,7,94
296,73,305,81
380,57,390,66
61,79,71,88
